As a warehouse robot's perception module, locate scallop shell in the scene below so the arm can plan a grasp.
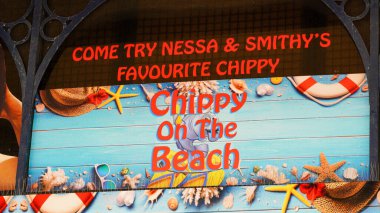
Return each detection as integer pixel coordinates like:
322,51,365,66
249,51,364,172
343,168,358,180
256,84,274,96
226,177,238,186
167,197,178,211
223,193,234,209
20,200,28,211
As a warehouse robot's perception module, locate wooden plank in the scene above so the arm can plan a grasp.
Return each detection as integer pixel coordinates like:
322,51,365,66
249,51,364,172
34,77,369,114
31,97,369,131
28,136,369,167
30,116,369,148
28,155,371,188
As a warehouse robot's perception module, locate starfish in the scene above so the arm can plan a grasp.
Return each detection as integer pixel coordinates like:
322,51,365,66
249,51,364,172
97,85,138,114
265,184,311,213
229,160,248,177
303,152,346,182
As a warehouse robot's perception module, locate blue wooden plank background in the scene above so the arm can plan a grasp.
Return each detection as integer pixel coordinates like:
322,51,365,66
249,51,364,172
25,75,372,212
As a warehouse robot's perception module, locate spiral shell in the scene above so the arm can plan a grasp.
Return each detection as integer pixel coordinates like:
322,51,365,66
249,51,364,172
167,197,178,211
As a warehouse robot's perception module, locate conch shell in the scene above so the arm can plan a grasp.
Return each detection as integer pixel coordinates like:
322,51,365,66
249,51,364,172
40,167,69,191
230,79,250,94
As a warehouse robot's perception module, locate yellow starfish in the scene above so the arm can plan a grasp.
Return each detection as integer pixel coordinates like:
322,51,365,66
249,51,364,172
303,152,346,182
265,184,311,213
97,85,138,114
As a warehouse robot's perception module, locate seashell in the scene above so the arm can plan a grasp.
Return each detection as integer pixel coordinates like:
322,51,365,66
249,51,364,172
145,168,151,179
31,182,39,190
124,191,136,206
8,200,17,212
70,178,85,190
86,182,96,190
120,167,129,176
226,177,238,186
377,190,380,204
116,191,128,206
40,167,69,192
290,166,298,177
256,84,274,96
300,171,311,181
62,185,68,191
223,193,234,209
157,83,163,90
343,168,358,180
144,189,164,208
253,166,260,173
35,103,45,112
20,199,28,211
167,197,178,211
361,84,368,92
245,186,257,204
230,79,250,94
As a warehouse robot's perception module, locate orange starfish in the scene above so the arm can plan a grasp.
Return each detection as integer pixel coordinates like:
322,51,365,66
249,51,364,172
303,153,346,182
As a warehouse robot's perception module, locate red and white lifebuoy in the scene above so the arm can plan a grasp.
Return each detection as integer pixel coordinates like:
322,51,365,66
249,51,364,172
288,74,366,106
27,192,96,213
0,196,12,212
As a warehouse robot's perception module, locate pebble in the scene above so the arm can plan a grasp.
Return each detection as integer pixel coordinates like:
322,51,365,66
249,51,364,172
132,87,136,90
111,174,116,177
70,170,74,173
282,163,287,168
294,206,299,211
242,178,247,183
83,171,88,175
108,106,112,110
107,205,112,210
360,163,365,166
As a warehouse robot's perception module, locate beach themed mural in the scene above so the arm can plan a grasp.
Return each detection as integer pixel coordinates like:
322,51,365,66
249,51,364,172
28,74,370,193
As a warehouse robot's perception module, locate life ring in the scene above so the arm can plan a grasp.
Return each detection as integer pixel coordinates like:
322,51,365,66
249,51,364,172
287,74,366,106
0,154,17,190
0,196,12,212
27,192,96,213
